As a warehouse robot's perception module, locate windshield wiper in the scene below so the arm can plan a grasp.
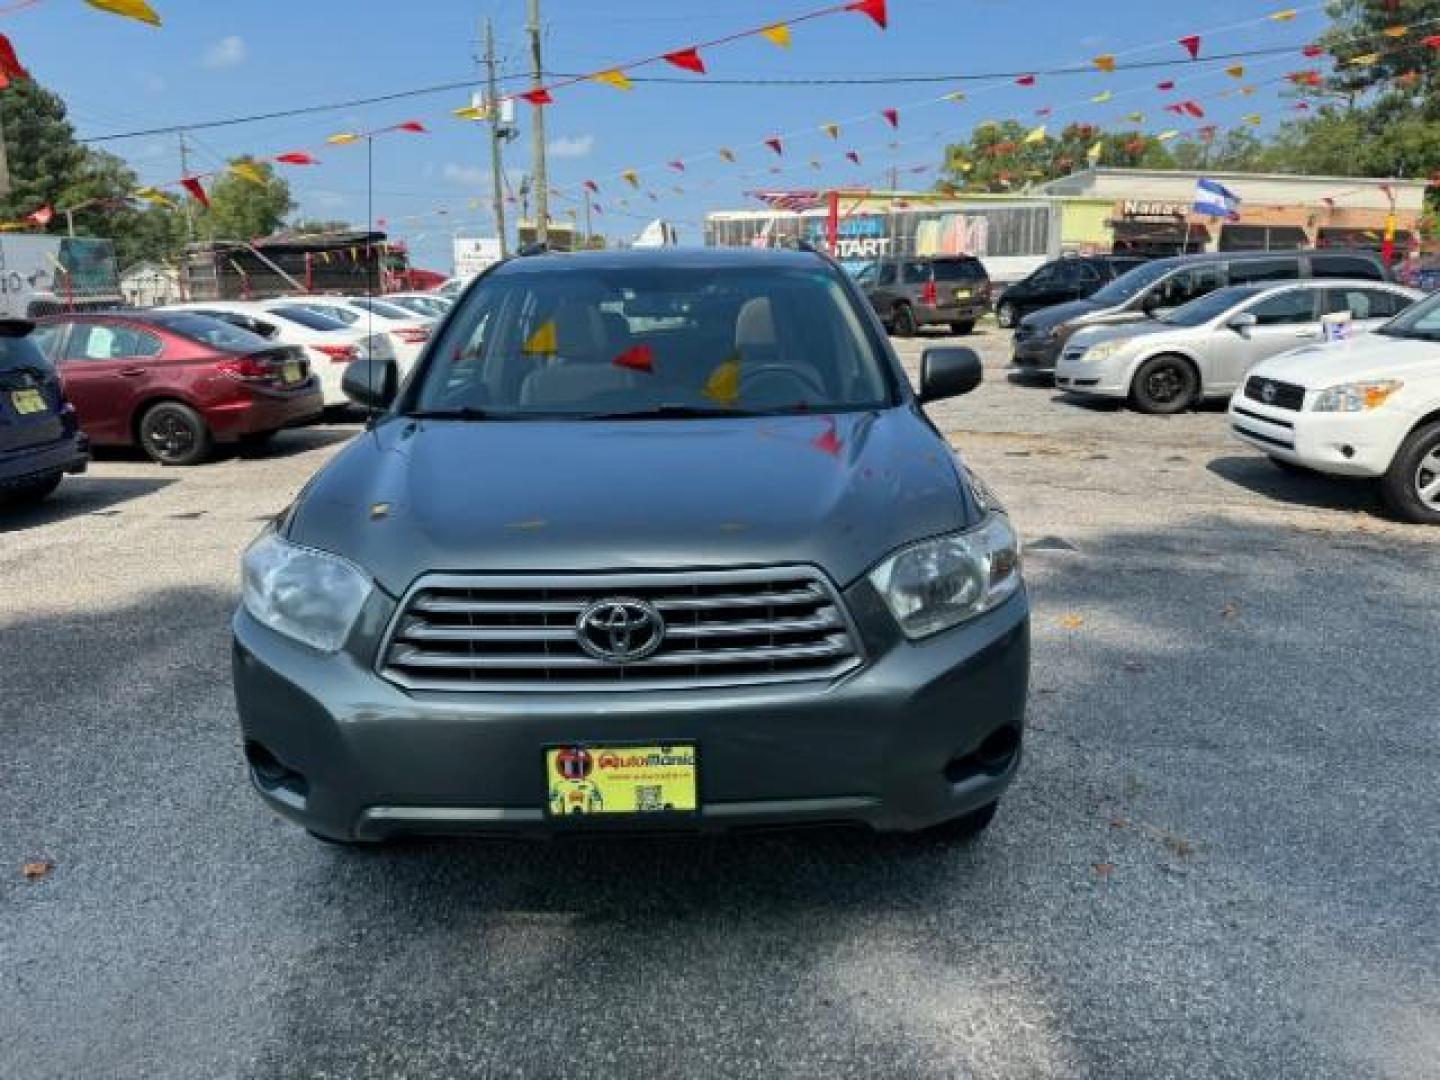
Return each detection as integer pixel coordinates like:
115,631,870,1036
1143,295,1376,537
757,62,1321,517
401,407,496,421
587,405,770,420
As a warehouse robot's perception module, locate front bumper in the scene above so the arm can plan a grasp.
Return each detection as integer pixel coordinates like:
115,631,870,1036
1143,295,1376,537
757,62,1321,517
1011,334,1063,371
232,589,1030,840
1055,353,1130,398
1228,397,1410,477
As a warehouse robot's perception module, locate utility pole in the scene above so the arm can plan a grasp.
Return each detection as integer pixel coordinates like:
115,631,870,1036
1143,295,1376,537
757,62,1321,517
484,18,509,257
526,0,548,245
583,193,592,247
178,130,196,243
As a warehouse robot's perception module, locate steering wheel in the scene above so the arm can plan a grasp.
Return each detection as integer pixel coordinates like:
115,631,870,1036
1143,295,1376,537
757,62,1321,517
738,363,826,403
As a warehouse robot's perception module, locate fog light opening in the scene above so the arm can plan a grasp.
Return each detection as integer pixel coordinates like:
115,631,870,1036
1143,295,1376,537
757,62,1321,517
1341,444,1356,460
943,726,1022,786
245,740,309,798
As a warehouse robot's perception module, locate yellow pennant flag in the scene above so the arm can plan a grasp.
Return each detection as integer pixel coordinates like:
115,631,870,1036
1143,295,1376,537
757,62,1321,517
134,186,174,207
702,355,741,406
718,148,736,162
1156,130,1179,142
1348,52,1381,66
85,0,161,25
229,162,267,185
327,132,361,145
622,169,641,188
1382,25,1409,37
1092,54,1116,73
1124,111,1144,123
1226,64,1245,78
1269,8,1298,20
453,104,488,121
1024,125,1047,144
957,161,974,173
522,320,558,356
1091,90,1113,103
1087,141,1104,163
760,23,792,48
821,122,840,139
1242,113,1262,125
943,91,966,103
591,69,633,91
1240,84,1258,95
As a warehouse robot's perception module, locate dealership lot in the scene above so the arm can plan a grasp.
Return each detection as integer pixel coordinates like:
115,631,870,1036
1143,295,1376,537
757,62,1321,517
3,329,1438,1079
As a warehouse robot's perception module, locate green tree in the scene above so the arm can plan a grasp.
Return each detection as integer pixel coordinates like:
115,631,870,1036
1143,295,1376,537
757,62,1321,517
1316,0,1440,110
200,157,293,241
940,121,1175,192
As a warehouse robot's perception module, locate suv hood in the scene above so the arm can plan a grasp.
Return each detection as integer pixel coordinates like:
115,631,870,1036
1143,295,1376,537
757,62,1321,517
1249,334,1440,387
286,409,979,596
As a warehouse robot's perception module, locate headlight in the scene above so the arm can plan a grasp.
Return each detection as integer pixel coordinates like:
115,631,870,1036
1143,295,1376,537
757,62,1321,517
1078,339,1128,363
868,515,1022,640
1311,380,1403,413
241,531,373,652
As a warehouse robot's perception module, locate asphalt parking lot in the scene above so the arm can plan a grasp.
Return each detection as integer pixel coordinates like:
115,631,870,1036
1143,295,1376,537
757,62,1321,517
3,326,1438,1079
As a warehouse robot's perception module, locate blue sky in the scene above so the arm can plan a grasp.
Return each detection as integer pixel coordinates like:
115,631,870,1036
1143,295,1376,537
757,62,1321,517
7,0,1332,271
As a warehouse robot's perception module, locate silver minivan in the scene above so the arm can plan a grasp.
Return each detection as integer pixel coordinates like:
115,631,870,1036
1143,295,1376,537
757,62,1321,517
1055,280,1422,413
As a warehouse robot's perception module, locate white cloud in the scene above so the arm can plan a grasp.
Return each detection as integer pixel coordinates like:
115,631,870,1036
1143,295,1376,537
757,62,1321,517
201,36,247,70
547,134,595,160
442,163,489,186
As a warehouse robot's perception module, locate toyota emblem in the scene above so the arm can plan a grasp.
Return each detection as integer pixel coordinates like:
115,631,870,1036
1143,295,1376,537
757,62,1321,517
1261,381,1277,404
576,598,665,664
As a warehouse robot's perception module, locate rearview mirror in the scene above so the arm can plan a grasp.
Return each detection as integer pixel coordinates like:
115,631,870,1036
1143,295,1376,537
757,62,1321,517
1228,312,1258,333
341,355,399,410
919,347,983,403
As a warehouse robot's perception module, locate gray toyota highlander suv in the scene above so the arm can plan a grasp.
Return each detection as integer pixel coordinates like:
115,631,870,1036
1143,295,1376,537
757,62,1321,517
232,247,1029,843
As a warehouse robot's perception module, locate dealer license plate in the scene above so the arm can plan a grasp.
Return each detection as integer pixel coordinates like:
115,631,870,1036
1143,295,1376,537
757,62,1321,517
282,362,303,385
10,389,47,415
545,744,697,818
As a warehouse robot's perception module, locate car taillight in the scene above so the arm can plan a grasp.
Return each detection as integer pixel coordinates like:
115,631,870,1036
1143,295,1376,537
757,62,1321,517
395,327,431,345
921,280,938,306
313,344,359,363
217,356,273,381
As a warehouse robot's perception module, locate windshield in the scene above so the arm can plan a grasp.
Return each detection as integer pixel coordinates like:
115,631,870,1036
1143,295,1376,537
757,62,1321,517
267,305,351,332
410,263,893,418
1376,290,1440,340
1159,285,1267,327
351,297,414,320
143,313,271,352
1089,260,1177,306
0,328,52,374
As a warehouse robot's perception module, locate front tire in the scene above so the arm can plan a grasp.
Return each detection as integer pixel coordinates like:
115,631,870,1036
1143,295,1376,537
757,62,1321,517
949,319,976,336
139,401,213,466
1381,420,1440,525
996,301,1018,329
1129,355,1198,415
891,303,917,338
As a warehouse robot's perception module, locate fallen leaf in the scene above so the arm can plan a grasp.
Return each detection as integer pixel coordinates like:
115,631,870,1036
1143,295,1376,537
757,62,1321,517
22,859,53,881
1092,861,1115,879
1058,613,1085,630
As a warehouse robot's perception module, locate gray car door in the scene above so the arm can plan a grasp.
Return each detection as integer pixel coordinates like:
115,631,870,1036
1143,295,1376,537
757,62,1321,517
1213,287,1321,390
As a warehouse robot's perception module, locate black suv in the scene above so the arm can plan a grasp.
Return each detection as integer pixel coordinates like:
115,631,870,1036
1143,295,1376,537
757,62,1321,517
857,255,992,336
0,319,89,506
995,255,1147,328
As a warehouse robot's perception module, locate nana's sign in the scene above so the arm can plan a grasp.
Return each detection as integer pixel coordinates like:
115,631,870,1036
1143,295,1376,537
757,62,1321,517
1120,200,1188,221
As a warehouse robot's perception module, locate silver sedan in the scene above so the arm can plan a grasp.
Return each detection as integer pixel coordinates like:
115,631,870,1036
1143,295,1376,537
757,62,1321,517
1054,279,1423,413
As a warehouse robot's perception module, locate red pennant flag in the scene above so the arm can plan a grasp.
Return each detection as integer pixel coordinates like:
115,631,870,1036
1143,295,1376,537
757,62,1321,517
1198,125,1218,141
520,88,553,106
765,137,784,156
845,150,861,164
1156,79,1176,91
26,205,54,227
1293,101,1311,110
395,120,428,134
1016,74,1035,87
1166,100,1205,118
0,33,29,88
613,344,655,374
1424,34,1440,48
1303,43,1326,57
1288,69,1323,86
812,418,842,457
881,107,899,128
1125,137,1146,153
845,0,887,29
275,152,318,165
583,179,600,193
668,160,686,172
663,47,706,74
1178,34,1201,59
180,177,211,209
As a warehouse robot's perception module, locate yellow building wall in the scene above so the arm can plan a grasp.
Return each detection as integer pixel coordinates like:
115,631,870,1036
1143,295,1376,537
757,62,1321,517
1058,199,1114,251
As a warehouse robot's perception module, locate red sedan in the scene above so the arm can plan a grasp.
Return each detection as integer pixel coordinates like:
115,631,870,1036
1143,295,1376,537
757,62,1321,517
33,311,323,466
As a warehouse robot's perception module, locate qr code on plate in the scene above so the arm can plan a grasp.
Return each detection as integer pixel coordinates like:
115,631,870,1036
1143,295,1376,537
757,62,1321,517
635,785,664,812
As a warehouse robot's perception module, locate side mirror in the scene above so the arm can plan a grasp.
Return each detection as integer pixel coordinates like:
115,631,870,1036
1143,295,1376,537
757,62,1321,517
341,355,399,409
919,347,983,403
1227,312,1258,334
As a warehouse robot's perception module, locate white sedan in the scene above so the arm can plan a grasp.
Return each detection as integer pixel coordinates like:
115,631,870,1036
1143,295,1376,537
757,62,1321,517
383,292,453,320
1230,290,1440,524
159,300,388,409
278,297,432,377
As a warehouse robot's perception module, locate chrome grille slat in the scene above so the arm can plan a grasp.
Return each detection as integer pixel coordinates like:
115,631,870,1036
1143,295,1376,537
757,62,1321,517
380,567,862,692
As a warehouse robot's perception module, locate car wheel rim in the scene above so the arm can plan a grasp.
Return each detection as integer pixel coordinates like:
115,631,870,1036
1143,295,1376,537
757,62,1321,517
1146,366,1184,404
1415,447,1440,510
147,415,193,460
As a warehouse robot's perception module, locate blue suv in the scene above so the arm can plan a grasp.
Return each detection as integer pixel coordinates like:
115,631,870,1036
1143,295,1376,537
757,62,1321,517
0,319,89,506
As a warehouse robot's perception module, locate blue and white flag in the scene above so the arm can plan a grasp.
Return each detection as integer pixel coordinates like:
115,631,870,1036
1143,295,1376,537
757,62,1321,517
1193,177,1242,220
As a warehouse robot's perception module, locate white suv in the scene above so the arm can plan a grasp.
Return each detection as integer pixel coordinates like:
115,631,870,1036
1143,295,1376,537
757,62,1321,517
1229,290,1440,524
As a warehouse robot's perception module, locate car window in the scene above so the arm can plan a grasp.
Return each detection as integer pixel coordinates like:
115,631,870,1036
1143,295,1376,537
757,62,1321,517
1229,257,1302,285
1074,263,1102,285
1028,264,1059,287
1158,285,1268,327
416,264,893,418
852,263,877,287
268,306,350,332
1310,254,1384,281
351,298,414,320
0,328,55,373
1245,289,1317,326
1155,264,1226,308
1090,259,1177,305
27,324,63,362
932,259,983,283
1376,290,1440,340
143,313,272,352
301,304,359,326
1324,288,1410,320
875,263,897,287
901,261,929,286
63,323,164,361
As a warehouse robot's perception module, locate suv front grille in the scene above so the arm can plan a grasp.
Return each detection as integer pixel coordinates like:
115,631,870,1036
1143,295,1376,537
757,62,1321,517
1244,376,1306,411
380,567,862,692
